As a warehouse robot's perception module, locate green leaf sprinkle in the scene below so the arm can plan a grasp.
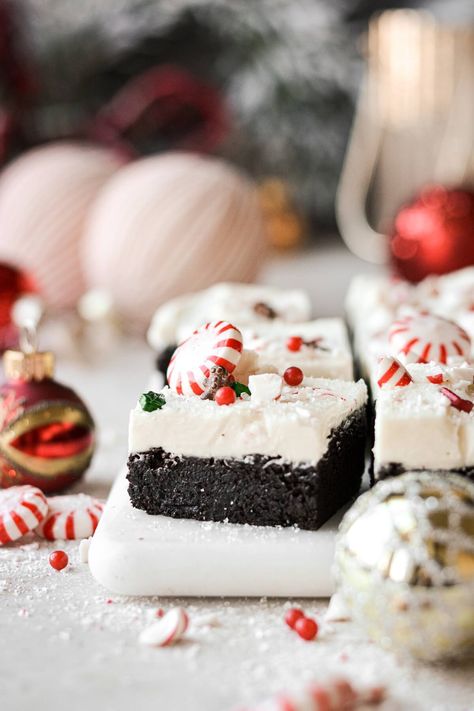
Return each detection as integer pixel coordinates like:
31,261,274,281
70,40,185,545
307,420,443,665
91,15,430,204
231,381,251,398
139,391,166,412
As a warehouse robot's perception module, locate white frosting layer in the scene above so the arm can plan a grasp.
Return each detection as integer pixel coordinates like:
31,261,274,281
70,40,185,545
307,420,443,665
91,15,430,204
147,282,312,350
129,377,367,464
243,318,353,380
374,366,474,472
347,269,474,474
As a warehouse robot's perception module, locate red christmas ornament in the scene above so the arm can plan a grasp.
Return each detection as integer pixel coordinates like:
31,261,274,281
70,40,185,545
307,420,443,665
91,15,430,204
0,344,95,493
0,263,38,352
390,186,474,283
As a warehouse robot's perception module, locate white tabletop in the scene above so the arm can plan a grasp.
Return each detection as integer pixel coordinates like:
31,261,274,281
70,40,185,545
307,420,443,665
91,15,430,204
1,243,473,711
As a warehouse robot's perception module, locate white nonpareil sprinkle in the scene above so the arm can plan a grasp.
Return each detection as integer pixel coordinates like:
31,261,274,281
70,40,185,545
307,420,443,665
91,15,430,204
78,538,91,564
324,592,351,623
248,373,282,404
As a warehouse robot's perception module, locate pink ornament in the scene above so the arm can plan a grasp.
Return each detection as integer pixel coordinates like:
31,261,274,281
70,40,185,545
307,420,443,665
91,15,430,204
0,142,122,310
81,152,267,332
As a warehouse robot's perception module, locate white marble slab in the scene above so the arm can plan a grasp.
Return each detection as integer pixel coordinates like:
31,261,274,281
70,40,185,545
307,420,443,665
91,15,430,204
89,469,342,597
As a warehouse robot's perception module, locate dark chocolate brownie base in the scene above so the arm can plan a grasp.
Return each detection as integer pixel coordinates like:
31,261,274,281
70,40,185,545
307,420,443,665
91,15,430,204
127,406,367,530
376,462,474,483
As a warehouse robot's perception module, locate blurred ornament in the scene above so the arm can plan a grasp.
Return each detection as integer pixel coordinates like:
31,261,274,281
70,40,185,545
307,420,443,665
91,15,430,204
334,471,474,663
0,142,123,310
81,152,267,332
0,263,38,352
390,186,474,283
258,178,305,250
0,328,95,493
90,65,228,158
0,0,36,163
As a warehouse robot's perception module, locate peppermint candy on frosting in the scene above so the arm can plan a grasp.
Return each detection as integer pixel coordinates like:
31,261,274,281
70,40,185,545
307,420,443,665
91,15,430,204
167,321,243,396
376,356,413,389
388,313,471,365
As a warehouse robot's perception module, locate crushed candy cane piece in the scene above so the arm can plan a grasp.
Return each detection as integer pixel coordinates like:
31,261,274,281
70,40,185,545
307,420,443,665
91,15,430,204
139,607,189,647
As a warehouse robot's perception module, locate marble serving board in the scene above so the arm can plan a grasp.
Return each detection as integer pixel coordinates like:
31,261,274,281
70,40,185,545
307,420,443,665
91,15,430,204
89,469,345,598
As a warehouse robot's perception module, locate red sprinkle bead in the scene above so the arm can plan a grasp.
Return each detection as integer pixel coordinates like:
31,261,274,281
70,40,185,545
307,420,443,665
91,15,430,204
284,607,305,629
155,608,165,618
440,387,474,413
49,550,69,571
283,366,304,386
286,336,303,352
294,616,318,641
215,386,237,406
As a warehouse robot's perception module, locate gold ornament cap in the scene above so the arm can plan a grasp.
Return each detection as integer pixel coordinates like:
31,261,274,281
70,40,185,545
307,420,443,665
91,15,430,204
3,326,54,382
3,349,55,381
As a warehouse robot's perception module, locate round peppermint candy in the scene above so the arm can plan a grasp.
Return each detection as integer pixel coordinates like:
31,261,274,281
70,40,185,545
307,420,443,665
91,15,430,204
36,494,104,541
167,321,243,396
0,485,48,545
388,313,471,365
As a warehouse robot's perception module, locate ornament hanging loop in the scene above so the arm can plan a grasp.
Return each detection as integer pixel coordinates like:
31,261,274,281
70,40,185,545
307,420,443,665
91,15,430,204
20,325,38,355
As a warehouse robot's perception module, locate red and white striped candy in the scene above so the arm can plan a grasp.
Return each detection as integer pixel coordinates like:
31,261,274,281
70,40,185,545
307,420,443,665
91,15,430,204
242,678,384,711
139,607,189,647
376,356,413,389
36,494,103,541
388,313,471,365
167,321,243,396
0,485,48,545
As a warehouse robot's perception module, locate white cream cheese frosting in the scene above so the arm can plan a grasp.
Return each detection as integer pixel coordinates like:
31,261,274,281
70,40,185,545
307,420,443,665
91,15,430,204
243,318,353,381
374,366,474,473
147,282,312,351
129,377,367,464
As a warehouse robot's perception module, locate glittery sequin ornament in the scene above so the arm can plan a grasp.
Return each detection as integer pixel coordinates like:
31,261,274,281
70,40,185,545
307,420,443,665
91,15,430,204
334,471,474,662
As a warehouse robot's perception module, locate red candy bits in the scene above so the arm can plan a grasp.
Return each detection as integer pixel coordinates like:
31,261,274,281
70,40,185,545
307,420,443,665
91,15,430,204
284,606,319,641
294,616,318,641
284,607,304,629
49,550,69,571
283,366,304,386
215,386,237,406
440,387,474,413
286,336,303,352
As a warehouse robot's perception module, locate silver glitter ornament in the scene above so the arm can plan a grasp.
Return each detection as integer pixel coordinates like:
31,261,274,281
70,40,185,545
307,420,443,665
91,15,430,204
334,471,474,662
